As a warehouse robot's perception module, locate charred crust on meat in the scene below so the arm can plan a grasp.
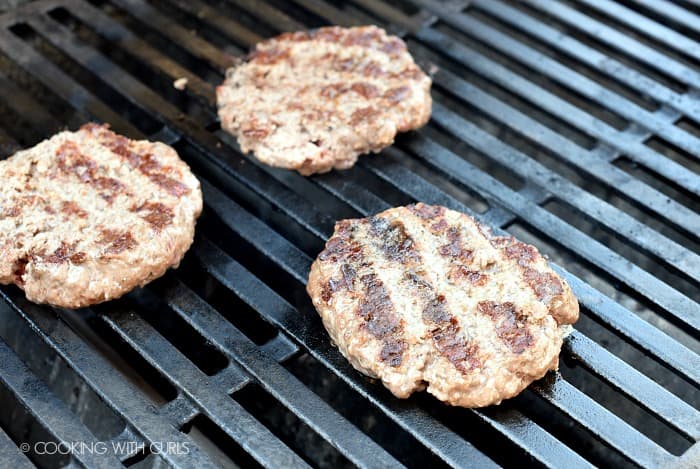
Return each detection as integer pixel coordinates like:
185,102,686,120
131,202,174,231
242,117,272,140
403,271,481,374
384,86,411,103
491,236,537,266
429,218,448,233
248,45,292,65
448,266,488,286
490,235,564,306
42,242,88,265
357,273,406,367
368,216,420,264
439,226,473,263
13,257,28,285
351,82,380,99
523,267,563,304
99,229,138,255
477,301,534,354
61,201,88,218
407,203,444,219
322,263,357,303
350,107,377,125
85,124,190,197
56,141,125,202
4,205,20,217
319,221,364,263
422,296,481,373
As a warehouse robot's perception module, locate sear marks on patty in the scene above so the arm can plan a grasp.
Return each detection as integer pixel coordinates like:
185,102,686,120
217,25,432,175
61,201,88,218
357,273,406,367
98,229,138,255
308,203,579,407
0,123,202,308
56,141,125,202
83,123,190,197
477,301,534,354
132,202,175,231
42,242,87,265
368,216,420,264
422,296,481,373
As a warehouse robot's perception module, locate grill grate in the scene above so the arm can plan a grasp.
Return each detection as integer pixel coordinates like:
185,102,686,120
0,0,698,467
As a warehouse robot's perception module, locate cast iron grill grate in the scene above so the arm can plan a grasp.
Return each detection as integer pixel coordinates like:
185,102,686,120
0,0,697,467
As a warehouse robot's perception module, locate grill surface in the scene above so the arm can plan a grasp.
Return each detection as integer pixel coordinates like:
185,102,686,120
0,0,698,467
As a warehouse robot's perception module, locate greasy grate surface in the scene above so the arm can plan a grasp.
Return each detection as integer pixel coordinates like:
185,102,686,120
0,0,698,467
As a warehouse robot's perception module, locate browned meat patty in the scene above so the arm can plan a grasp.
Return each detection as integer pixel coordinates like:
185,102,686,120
0,124,203,308
216,25,432,175
307,204,579,407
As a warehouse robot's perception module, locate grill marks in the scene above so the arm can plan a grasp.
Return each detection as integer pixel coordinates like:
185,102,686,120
369,216,420,264
98,229,137,255
357,273,406,367
82,123,190,197
422,296,481,373
477,301,534,354
320,220,407,367
41,241,87,265
55,141,125,202
13,257,28,285
490,235,564,306
448,266,488,286
367,210,479,374
131,202,174,231
319,220,362,263
408,203,444,219
320,82,381,100
426,208,489,288
318,204,561,377
61,201,87,218
439,226,474,263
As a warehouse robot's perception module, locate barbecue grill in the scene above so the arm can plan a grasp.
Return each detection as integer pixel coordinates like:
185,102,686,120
0,0,697,467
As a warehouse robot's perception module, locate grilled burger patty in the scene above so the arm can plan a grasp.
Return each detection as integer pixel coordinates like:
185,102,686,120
217,25,432,175
307,204,579,407
0,124,202,308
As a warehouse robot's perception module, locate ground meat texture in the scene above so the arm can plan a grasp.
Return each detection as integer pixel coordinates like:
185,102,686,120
307,203,578,408
216,25,432,175
0,123,203,308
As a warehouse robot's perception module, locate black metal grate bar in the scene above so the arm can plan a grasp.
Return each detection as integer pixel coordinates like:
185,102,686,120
413,25,700,196
0,292,223,468
0,425,32,469
578,0,700,62
430,68,700,275
475,0,700,123
629,0,700,35
431,65,700,237
423,1,700,161
152,278,402,468
0,0,697,467
523,0,700,89
0,70,60,133
0,335,123,468
564,331,699,440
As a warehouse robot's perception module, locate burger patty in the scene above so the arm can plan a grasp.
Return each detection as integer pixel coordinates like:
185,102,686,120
0,124,203,308
307,204,579,408
216,25,432,175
